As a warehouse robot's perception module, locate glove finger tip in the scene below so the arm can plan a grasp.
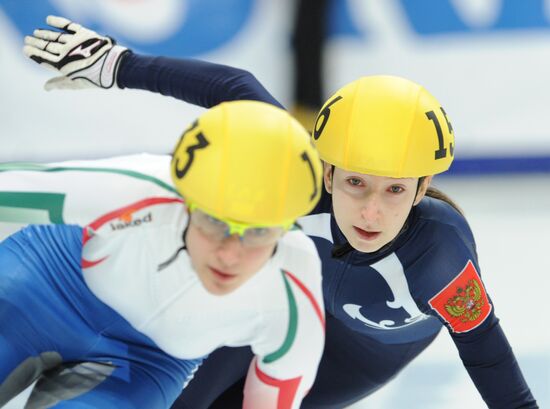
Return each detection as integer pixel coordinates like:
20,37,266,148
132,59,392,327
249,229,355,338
24,35,38,45
44,79,57,91
47,15,71,29
22,45,33,56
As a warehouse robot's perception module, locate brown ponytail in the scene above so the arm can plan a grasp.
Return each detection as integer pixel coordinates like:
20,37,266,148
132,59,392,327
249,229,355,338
417,176,464,216
425,186,464,216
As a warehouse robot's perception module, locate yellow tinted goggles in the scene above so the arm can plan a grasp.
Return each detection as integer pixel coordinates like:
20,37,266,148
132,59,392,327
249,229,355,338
187,202,293,247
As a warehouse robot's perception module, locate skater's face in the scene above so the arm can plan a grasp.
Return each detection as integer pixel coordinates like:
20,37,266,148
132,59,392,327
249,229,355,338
325,164,431,253
185,208,282,295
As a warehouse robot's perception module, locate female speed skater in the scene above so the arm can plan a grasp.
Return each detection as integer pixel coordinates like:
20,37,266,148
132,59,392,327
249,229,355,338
0,99,326,409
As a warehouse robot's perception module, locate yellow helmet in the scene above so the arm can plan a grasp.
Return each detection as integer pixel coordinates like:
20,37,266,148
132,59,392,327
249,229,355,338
171,100,322,226
312,75,455,178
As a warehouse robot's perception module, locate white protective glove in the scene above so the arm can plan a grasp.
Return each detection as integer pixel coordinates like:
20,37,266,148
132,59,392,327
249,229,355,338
23,15,129,90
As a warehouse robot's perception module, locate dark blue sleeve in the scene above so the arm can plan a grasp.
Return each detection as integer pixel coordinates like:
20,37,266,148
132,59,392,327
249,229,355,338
412,202,537,408
451,315,537,408
117,52,284,109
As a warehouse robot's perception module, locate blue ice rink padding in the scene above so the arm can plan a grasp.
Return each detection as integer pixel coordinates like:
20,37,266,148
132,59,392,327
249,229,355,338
446,155,550,175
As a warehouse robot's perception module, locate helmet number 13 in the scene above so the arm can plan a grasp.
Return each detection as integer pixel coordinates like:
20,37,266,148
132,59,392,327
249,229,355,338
301,151,319,201
426,107,454,160
174,120,210,180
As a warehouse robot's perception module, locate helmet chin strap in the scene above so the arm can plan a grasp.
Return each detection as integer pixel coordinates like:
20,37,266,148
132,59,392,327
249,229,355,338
157,220,189,272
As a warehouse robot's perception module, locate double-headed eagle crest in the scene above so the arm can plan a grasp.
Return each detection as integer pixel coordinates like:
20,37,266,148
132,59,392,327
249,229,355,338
444,278,484,322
